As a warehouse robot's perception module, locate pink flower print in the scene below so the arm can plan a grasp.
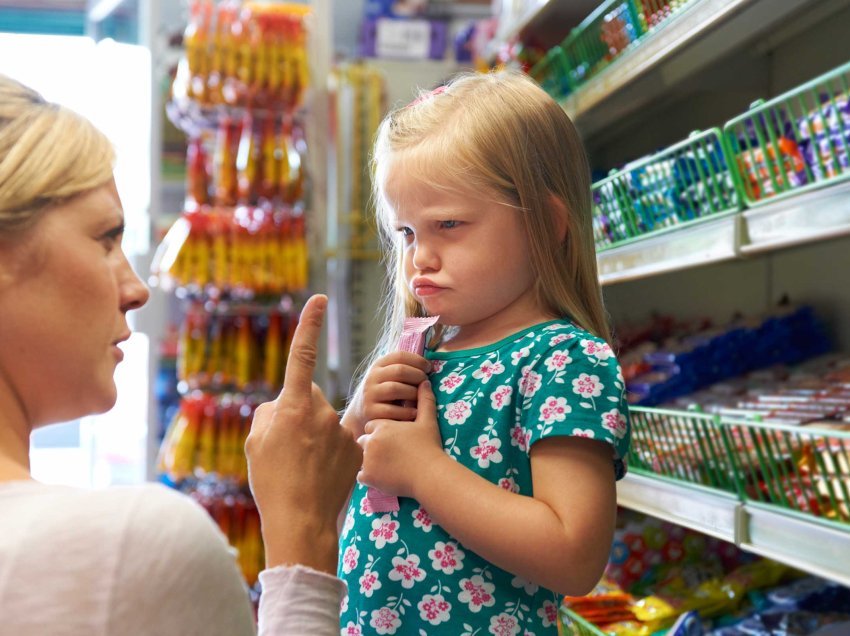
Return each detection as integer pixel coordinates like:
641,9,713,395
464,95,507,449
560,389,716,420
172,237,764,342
428,541,465,574
473,359,505,384
518,365,542,398
340,594,349,613
571,427,596,438
602,408,628,439
369,607,401,635
457,575,496,613
388,554,426,589
509,424,529,452
537,600,559,627
549,333,575,346
581,338,613,361
439,372,465,394
340,621,361,636
511,575,539,595
511,346,531,365
470,434,503,468
572,373,604,398
369,514,400,549
445,400,472,425
342,544,360,574
490,385,513,411
544,324,563,331
412,506,433,532
489,612,521,635
430,359,446,373
498,476,519,493
342,507,355,536
417,593,452,626
359,570,382,597
544,349,572,372
539,396,571,425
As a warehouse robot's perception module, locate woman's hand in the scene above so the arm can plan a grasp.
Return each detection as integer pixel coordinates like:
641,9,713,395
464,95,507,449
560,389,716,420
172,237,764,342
246,295,363,575
357,380,446,500
343,351,431,438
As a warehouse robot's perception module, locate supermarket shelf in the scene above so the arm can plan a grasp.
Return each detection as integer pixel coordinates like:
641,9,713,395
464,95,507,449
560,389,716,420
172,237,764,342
560,0,807,138
617,473,739,542
596,213,741,286
740,179,850,255
486,1,553,59
740,503,850,588
619,475,850,587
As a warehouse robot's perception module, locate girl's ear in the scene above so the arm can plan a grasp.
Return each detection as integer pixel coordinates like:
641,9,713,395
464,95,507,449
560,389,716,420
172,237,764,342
548,193,569,244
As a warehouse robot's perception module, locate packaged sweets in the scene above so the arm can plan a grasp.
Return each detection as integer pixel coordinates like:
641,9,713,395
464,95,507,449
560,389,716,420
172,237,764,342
364,315,440,513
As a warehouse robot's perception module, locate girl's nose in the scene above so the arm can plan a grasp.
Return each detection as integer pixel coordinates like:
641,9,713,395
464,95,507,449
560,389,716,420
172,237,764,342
412,239,440,271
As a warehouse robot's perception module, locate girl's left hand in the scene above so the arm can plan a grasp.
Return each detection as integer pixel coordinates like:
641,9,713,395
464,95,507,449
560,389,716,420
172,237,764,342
358,380,445,500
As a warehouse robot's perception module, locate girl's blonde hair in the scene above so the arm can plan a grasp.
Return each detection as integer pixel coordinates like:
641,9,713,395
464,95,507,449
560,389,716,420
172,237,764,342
355,70,609,396
0,74,114,235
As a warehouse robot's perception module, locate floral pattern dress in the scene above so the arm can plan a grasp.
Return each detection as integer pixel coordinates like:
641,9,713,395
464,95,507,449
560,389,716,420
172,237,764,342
339,320,630,635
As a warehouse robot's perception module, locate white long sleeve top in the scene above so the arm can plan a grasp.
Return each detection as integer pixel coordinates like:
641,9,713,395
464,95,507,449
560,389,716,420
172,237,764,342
0,481,345,635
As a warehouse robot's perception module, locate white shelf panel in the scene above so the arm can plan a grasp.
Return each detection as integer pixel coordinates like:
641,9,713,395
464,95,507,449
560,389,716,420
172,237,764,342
597,213,740,286
741,503,850,588
560,0,808,138
740,179,850,255
617,473,740,542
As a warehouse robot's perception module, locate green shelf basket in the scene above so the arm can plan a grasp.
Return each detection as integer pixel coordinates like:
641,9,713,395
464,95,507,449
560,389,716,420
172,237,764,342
559,0,644,89
723,58,850,206
591,128,741,251
629,407,850,526
530,46,572,100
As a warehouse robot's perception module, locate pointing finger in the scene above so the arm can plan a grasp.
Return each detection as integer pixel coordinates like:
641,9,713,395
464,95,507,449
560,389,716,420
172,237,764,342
278,294,327,402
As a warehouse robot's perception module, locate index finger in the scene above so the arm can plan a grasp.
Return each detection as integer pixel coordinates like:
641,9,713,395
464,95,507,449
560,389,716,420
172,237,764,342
278,294,327,400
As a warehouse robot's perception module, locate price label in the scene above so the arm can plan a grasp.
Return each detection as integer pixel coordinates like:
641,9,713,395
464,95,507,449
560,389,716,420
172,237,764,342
375,18,431,59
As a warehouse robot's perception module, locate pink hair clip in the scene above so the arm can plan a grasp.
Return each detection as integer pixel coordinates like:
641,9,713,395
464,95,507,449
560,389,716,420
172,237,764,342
407,84,447,108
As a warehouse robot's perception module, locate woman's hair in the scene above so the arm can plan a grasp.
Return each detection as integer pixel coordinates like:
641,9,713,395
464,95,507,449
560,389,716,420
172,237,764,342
354,69,609,396
0,74,114,235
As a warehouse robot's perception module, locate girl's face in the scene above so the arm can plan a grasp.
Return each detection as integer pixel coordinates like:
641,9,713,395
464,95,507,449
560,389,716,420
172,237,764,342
385,162,550,348
0,179,149,428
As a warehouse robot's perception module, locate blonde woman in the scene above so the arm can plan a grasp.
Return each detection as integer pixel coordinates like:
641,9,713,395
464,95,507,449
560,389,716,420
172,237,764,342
0,74,359,635
342,71,631,634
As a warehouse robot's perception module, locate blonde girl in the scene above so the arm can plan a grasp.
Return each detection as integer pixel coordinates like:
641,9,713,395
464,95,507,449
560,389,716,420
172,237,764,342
339,70,631,635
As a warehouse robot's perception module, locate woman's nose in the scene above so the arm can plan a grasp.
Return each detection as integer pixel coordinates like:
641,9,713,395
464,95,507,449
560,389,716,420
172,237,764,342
119,255,150,312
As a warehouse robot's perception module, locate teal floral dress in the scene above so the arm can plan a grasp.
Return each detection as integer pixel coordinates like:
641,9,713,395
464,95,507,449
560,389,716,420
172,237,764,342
339,320,630,635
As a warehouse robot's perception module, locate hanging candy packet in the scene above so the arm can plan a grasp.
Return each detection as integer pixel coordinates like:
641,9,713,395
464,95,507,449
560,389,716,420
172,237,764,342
364,315,440,514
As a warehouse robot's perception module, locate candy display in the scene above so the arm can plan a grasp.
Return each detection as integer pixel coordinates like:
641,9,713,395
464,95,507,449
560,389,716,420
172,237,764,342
797,92,850,183
560,511,850,636
592,131,739,249
174,0,310,110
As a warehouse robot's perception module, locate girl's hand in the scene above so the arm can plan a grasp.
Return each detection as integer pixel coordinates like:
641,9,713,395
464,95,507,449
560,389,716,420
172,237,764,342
358,380,445,499
346,351,431,437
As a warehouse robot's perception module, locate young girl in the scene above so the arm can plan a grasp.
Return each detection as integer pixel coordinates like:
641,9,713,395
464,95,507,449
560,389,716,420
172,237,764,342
340,70,630,635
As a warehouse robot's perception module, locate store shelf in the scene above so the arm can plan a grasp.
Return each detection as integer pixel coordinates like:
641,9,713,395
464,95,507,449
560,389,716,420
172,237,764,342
486,1,554,59
560,0,808,138
596,212,740,285
740,178,850,255
617,473,740,542
618,475,850,587
741,503,850,588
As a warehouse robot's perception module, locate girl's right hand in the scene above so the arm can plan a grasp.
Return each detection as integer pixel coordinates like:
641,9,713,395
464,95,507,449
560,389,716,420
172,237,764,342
344,352,431,437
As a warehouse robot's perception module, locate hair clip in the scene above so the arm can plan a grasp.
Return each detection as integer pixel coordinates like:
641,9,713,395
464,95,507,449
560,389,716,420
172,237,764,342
406,85,447,108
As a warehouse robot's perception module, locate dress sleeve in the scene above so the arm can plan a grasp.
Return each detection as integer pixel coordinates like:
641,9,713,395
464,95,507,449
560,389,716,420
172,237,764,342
257,565,346,635
519,330,631,479
110,485,257,636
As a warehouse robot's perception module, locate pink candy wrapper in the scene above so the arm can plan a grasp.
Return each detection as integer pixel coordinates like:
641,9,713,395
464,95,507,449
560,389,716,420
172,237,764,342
364,315,440,514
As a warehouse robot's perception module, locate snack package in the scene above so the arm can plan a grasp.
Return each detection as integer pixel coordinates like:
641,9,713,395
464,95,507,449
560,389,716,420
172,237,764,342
364,315,440,513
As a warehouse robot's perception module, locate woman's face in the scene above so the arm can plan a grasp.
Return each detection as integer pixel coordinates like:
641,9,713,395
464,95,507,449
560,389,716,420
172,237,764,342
0,179,149,428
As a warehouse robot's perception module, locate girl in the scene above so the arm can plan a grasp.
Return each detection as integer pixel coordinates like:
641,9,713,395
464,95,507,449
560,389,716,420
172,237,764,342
339,70,631,635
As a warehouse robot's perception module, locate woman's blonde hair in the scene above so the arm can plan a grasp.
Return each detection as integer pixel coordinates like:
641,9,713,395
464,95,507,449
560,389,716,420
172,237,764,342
0,74,114,235
354,70,609,396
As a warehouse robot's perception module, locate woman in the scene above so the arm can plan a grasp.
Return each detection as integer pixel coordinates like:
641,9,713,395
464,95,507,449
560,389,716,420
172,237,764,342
0,74,358,635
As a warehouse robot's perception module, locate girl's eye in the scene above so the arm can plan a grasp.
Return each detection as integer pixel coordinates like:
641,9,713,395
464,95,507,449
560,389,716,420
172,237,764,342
439,220,460,229
398,227,413,238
